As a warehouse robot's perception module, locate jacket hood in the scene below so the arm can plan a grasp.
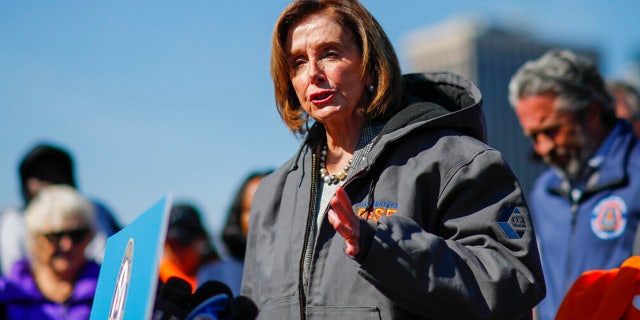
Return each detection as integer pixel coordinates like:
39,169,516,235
292,72,486,172
381,72,486,142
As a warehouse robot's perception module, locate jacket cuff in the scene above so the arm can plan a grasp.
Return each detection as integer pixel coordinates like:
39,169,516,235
353,219,376,263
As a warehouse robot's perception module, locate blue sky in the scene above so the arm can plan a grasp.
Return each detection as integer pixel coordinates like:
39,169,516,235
2,1,639,238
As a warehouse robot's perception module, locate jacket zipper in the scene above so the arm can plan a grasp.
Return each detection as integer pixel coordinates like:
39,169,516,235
297,140,374,319
298,151,318,320
565,189,581,291
63,302,70,320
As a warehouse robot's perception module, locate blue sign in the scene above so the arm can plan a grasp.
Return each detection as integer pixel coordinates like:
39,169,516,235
90,195,172,320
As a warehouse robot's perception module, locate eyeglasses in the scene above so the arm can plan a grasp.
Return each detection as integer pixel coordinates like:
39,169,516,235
42,227,91,245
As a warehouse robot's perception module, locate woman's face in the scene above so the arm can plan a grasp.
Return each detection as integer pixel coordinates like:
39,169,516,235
240,177,263,237
32,218,92,279
286,13,365,126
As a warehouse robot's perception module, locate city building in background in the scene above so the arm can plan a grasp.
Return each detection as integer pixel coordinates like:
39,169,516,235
402,17,599,194
625,54,640,88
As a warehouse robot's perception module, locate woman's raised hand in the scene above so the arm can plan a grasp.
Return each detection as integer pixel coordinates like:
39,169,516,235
327,186,360,256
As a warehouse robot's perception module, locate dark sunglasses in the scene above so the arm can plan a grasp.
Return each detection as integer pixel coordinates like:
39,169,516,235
43,227,91,244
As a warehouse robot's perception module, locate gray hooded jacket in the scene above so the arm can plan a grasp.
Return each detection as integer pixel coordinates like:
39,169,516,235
242,73,545,319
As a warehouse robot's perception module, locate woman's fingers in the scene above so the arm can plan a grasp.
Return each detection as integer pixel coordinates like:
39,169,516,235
328,186,360,256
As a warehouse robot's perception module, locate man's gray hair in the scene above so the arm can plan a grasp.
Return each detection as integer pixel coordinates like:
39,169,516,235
508,49,614,120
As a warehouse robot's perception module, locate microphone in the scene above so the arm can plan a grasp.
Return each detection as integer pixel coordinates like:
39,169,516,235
186,281,258,320
229,295,259,320
152,277,193,320
186,280,233,320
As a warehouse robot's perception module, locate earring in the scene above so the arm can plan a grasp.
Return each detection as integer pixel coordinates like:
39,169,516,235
368,84,374,93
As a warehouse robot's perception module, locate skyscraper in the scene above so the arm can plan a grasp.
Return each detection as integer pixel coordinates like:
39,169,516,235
403,17,599,194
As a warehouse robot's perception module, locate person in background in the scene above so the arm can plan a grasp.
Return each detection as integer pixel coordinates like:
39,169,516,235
198,169,273,296
0,143,121,275
159,203,219,291
509,49,640,319
607,79,640,138
0,185,100,319
241,0,545,318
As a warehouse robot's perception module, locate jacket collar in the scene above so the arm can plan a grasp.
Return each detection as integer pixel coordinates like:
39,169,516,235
548,121,635,199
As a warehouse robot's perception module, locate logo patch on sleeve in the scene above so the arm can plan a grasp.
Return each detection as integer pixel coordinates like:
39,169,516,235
497,207,527,239
591,196,627,240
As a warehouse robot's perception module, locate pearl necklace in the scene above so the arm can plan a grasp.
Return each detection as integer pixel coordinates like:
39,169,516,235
319,144,353,184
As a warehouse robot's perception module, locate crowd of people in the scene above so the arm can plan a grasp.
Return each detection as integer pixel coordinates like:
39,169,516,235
0,142,273,319
2,0,640,319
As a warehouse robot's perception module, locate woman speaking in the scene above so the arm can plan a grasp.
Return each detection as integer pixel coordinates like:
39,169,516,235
241,0,545,319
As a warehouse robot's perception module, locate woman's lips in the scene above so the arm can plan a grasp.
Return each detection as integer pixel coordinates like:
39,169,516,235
310,90,335,104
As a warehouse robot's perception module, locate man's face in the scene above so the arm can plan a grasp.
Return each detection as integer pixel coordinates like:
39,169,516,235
514,94,592,180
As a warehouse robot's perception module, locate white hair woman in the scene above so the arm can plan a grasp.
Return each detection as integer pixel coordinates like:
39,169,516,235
0,184,100,319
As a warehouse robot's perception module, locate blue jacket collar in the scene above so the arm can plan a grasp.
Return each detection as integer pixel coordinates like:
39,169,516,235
548,120,635,199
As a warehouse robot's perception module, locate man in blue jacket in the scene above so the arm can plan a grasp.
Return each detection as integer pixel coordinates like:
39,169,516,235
509,49,640,320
